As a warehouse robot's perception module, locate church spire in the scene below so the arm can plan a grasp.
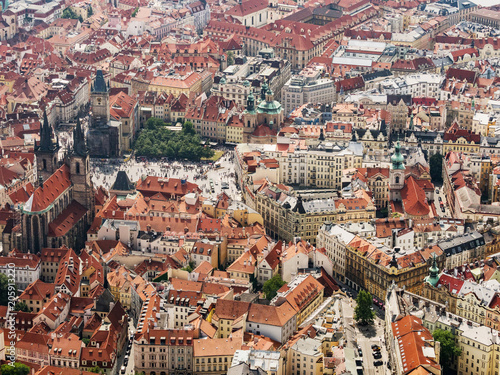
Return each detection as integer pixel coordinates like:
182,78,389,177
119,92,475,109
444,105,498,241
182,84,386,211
38,110,56,152
73,117,87,157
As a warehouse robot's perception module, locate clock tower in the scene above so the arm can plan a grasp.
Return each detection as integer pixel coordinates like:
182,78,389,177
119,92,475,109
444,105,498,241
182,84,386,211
90,70,110,127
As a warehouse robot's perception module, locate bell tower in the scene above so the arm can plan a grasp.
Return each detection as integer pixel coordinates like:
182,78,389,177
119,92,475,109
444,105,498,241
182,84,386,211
389,141,405,201
70,117,94,221
90,70,110,126
35,110,60,182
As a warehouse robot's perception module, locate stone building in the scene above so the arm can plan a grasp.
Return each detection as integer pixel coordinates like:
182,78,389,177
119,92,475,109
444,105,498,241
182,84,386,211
88,70,120,157
17,114,94,253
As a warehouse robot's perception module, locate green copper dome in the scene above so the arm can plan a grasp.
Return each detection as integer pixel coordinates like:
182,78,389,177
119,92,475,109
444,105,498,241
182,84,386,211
424,253,440,287
391,141,405,170
220,77,226,85
257,98,282,115
246,91,256,114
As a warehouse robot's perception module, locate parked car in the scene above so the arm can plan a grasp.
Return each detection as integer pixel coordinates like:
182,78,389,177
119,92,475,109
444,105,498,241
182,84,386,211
371,345,380,351
373,352,382,359
358,348,363,357
374,360,383,366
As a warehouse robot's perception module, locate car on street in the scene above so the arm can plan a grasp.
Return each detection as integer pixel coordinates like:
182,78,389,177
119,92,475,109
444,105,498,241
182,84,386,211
371,345,380,350
373,352,382,359
373,360,383,367
436,189,439,194
358,348,363,357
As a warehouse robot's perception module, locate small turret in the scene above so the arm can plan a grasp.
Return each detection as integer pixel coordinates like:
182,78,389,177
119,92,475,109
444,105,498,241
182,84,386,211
425,253,440,287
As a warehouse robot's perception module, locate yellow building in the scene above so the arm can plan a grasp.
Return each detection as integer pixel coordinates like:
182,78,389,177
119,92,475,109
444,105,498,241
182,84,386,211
107,266,133,310
457,326,500,375
147,70,211,96
442,121,481,154
346,236,441,302
254,188,375,245
277,275,325,326
18,280,55,313
193,335,243,374
226,114,244,143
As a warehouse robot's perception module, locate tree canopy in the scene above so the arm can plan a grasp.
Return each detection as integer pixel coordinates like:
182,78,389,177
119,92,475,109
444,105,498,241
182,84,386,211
1,363,30,375
354,290,376,325
429,153,443,184
433,329,461,370
263,274,286,300
89,366,104,374
134,118,214,161
14,301,30,312
0,273,16,306
62,7,83,22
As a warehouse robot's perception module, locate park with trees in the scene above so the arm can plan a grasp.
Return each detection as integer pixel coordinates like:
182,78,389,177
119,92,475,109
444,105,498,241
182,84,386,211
133,118,214,161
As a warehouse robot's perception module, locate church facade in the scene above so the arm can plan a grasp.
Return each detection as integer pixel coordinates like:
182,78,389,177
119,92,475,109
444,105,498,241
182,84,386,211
17,113,94,253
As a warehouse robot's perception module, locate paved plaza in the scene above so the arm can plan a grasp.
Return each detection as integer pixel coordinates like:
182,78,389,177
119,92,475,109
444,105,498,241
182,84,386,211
90,148,242,202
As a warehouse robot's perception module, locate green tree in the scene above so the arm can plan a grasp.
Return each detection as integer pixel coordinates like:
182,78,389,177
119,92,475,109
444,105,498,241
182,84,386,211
82,337,90,346
87,5,93,17
182,261,196,273
0,273,16,306
433,329,461,370
62,7,77,19
1,363,30,375
263,274,286,300
134,117,214,161
14,301,30,312
430,153,443,184
132,7,139,17
354,290,376,325
182,121,196,135
227,51,234,66
145,117,165,130
89,366,104,374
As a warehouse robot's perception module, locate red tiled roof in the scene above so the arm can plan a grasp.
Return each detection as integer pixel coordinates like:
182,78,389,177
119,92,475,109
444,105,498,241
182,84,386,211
27,165,71,212
226,0,268,17
136,176,200,198
401,176,430,217
48,200,87,237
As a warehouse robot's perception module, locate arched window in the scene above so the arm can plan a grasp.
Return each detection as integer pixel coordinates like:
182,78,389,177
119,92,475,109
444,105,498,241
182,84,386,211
76,162,80,174
43,159,47,170
395,176,400,184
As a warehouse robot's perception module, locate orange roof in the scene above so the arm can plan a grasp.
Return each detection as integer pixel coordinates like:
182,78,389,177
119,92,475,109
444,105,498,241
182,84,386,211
401,176,430,217
284,275,324,312
48,200,87,237
26,165,71,212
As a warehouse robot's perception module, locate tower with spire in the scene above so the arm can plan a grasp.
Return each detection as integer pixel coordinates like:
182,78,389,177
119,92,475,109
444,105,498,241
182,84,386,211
389,139,405,201
69,117,94,222
35,110,60,182
90,70,110,127
424,253,440,287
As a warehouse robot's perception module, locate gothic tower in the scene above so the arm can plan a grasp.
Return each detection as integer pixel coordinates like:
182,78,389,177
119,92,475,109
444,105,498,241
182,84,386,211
389,140,405,201
242,91,257,142
90,70,110,126
35,110,59,182
69,117,94,223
